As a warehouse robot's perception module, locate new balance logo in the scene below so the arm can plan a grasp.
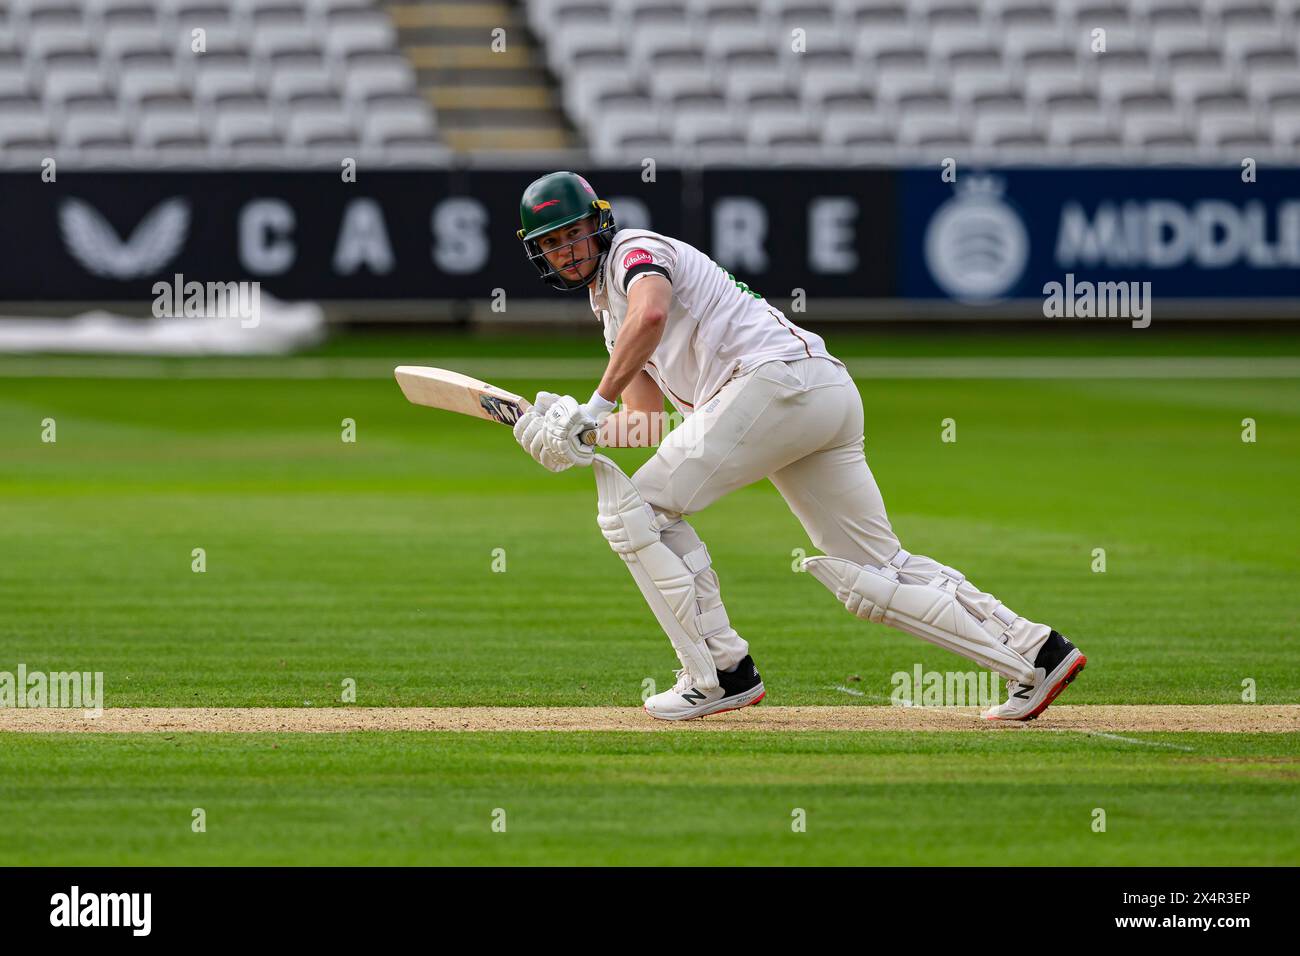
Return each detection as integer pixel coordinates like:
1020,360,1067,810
1012,684,1034,700
680,687,708,704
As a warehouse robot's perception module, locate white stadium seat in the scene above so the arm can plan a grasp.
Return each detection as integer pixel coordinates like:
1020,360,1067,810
633,24,706,74
591,122,675,164
990,0,1057,28
192,69,261,107
837,0,910,28
897,112,968,147
0,115,56,151
672,109,742,144
564,65,638,123
360,109,435,146
1271,113,1300,148
822,112,893,146
723,67,791,107
0,71,30,97
705,24,780,69
547,25,626,73
1197,114,1271,150
236,0,311,31
1047,113,1118,147
692,0,764,28
61,112,133,149
1248,73,1300,111
1171,70,1251,116
1002,26,1072,68
622,0,692,29
1121,113,1195,148
1212,0,1279,29
341,60,416,105
135,111,206,148
875,74,953,114
163,0,237,29
42,71,109,107
649,65,719,104
799,70,867,109
1139,0,1203,29
973,115,1047,148
285,111,356,148
87,0,160,29
267,68,336,104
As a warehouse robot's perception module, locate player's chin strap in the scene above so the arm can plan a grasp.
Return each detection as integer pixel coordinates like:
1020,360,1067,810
802,551,1037,684
591,454,720,691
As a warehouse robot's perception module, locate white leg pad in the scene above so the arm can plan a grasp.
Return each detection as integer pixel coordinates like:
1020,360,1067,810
803,555,1036,683
592,454,720,690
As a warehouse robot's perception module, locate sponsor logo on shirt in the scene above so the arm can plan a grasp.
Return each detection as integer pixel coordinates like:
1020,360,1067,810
622,248,654,269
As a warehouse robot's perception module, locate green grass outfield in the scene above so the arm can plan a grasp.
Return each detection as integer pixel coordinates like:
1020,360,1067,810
0,731,1296,866
1,327,1297,865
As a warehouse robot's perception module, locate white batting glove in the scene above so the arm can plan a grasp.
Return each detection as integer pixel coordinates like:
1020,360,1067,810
513,399,573,473
542,391,614,468
530,390,561,416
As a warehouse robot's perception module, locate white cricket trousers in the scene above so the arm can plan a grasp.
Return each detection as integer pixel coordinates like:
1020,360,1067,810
632,356,1051,672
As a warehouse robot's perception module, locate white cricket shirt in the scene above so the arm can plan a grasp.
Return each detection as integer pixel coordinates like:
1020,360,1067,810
589,229,842,415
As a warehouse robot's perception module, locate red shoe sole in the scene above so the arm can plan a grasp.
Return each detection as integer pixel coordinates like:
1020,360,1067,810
987,655,1087,722
704,689,766,718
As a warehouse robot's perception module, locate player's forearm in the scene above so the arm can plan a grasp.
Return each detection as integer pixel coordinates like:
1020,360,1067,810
597,310,666,403
597,409,665,448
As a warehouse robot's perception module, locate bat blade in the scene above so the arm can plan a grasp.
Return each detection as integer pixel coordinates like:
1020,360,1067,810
393,366,598,445
394,366,530,426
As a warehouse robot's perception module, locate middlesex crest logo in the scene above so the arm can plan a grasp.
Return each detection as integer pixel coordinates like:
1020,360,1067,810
622,248,653,270
922,175,1028,302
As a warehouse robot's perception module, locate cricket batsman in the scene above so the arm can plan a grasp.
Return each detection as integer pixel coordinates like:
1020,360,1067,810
511,171,1087,721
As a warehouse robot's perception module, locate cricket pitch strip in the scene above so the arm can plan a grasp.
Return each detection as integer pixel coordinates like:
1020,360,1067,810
0,706,1295,733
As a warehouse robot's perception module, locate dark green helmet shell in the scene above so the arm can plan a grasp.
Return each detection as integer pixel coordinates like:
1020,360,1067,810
517,171,616,291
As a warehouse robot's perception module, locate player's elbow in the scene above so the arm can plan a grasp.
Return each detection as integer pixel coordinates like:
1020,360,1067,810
639,308,668,329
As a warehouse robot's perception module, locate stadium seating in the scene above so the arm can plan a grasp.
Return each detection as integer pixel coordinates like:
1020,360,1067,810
2,0,1298,167
527,0,1300,163
0,0,445,166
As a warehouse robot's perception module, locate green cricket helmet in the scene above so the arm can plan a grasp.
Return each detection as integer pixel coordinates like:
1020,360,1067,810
517,171,616,291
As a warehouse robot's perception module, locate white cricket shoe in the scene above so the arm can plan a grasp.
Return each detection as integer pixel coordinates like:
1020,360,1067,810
644,655,766,721
982,630,1087,721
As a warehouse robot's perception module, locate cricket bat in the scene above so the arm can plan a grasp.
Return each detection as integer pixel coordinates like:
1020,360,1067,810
394,366,599,445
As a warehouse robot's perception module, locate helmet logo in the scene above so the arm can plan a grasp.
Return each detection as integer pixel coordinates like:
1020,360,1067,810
531,200,560,212
577,176,595,194
622,248,653,269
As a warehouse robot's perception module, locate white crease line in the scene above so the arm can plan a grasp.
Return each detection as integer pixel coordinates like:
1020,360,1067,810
826,685,908,705
1072,730,1196,751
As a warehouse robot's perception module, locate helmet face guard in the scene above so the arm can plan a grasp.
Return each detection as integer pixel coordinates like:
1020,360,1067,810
518,199,616,291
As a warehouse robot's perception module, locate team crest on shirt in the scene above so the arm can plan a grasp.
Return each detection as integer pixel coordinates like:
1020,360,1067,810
622,248,653,269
